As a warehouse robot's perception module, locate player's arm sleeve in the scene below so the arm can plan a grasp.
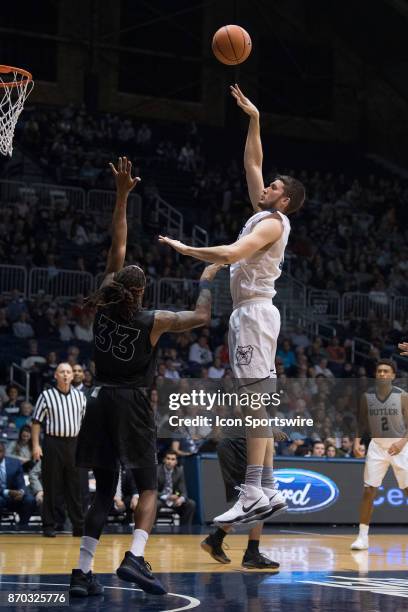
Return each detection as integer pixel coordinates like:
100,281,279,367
32,393,47,424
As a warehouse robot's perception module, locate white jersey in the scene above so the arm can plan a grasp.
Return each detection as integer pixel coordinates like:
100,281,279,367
230,209,290,308
365,386,407,448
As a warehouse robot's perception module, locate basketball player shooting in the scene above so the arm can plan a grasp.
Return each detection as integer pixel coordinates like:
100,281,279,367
160,85,306,525
70,157,222,597
351,359,408,550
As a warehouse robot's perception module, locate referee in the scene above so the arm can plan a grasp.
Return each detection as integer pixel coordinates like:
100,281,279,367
31,362,86,537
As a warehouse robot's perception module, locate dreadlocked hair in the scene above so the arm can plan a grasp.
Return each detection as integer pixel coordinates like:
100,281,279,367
86,265,146,320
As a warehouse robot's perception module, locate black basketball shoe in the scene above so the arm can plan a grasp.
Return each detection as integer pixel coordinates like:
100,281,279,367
69,569,104,597
116,551,167,595
200,535,231,564
242,550,280,570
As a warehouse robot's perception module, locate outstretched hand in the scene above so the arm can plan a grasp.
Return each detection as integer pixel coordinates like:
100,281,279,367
230,83,259,117
272,428,289,442
353,442,365,459
159,235,189,255
109,156,141,195
200,263,225,282
398,342,408,356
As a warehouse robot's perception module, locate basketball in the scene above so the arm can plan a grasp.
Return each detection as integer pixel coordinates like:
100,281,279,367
212,25,252,65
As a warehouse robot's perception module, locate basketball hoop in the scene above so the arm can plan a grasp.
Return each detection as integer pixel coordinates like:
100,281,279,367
0,65,34,157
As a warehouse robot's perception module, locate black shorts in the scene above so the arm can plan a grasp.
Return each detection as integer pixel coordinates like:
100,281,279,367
217,438,247,502
76,386,158,475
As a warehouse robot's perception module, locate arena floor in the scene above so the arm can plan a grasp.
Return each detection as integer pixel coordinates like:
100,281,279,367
1,528,407,610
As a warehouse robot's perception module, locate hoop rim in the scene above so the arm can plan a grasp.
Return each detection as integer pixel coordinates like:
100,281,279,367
0,65,33,89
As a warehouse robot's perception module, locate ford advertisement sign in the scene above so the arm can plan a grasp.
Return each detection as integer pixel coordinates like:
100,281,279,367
274,469,339,513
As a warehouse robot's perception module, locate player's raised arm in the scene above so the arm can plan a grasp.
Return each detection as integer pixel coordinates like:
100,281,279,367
150,264,222,345
103,157,141,284
230,84,264,212
159,214,283,265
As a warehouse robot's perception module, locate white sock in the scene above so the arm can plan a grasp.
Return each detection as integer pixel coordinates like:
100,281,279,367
244,465,263,489
359,523,369,537
78,536,99,573
130,529,149,558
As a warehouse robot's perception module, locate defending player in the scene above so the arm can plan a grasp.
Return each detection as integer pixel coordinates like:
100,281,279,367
160,85,305,525
69,157,222,597
351,359,408,550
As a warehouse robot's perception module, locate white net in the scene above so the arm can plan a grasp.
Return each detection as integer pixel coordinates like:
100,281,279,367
0,67,34,157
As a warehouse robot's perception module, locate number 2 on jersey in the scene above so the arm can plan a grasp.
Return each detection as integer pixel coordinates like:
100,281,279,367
95,314,141,361
381,416,389,431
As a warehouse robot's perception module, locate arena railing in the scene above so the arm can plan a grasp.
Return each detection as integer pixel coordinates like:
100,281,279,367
94,272,157,308
10,362,30,402
1,261,406,328
88,189,142,221
28,268,94,300
349,336,374,367
192,225,209,247
278,273,307,308
157,278,200,310
0,265,27,296
32,183,86,211
0,180,143,221
0,179,27,204
154,196,183,240
307,290,341,321
393,296,408,325
341,291,393,321
286,309,337,341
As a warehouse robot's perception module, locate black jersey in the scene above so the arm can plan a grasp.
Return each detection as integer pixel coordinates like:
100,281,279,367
93,308,158,387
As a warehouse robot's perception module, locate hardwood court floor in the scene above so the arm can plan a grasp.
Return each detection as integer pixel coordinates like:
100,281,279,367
1,532,408,611
1,532,408,574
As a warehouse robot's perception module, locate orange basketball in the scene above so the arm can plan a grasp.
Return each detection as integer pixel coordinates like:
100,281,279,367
212,25,252,66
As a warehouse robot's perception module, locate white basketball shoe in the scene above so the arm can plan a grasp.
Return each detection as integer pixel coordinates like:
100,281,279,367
213,484,270,525
350,535,369,550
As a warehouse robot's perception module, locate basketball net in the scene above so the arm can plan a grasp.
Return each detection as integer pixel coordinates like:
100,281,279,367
0,66,34,157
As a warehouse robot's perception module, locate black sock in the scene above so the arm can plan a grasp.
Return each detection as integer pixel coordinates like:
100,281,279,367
246,539,259,553
211,528,227,544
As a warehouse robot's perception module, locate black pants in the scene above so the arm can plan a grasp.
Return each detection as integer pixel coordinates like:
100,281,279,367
156,498,196,525
53,469,90,527
42,436,84,531
0,494,36,526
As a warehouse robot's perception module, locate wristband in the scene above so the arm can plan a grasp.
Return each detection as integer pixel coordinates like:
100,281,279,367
199,280,213,291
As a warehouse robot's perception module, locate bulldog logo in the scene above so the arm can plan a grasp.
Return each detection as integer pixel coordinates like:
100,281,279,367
236,345,254,365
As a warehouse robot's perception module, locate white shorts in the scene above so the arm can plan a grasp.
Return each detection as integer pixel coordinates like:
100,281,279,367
228,300,281,380
364,439,408,489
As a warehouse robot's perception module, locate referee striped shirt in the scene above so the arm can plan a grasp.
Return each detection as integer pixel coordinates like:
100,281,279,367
33,386,86,437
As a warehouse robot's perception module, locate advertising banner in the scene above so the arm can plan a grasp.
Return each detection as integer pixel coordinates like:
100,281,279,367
199,456,408,524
